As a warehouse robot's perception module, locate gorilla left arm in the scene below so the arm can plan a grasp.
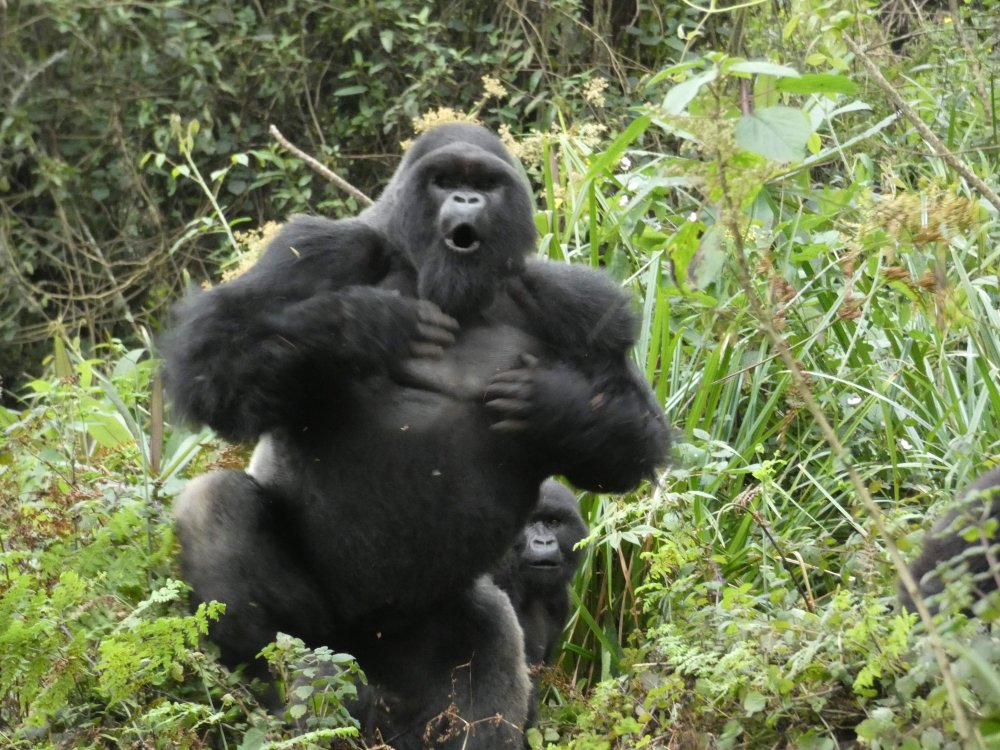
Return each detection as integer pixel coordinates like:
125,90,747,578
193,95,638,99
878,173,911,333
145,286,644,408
486,262,668,492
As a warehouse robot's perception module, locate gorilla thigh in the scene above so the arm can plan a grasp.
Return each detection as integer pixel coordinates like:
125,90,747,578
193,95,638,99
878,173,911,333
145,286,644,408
175,470,531,749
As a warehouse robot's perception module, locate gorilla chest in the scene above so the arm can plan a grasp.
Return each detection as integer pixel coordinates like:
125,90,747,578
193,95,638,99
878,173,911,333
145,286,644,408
249,324,547,616
359,322,542,433
391,322,542,403
264,323,545,487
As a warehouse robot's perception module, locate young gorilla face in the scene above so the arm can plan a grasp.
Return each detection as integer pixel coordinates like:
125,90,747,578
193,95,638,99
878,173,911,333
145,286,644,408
515,480,589,591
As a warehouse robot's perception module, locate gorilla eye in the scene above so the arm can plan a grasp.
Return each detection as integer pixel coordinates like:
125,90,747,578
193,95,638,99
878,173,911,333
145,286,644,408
470,175,499,191
432,174,459,190
543,518,561,528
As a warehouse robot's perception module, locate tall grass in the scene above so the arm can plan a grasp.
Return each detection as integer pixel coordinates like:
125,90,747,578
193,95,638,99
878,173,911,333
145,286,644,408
528,43,1000,745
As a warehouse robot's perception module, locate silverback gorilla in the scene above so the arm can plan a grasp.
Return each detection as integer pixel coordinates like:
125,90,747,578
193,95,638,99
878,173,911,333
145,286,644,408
492,479,589,728
900,466,1000,615
161,123,668,748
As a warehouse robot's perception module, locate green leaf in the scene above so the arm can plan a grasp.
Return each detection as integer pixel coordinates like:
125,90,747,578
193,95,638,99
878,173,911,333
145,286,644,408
775,74,858,95
645,59,705,88
734,106,811,162
86,413,132,449
584,115,651,180
333,85,368,97
743,690,766,715
238,727,266,750
663,67,718,115
729,61,801,78
379,29,394,53
855,719,879,740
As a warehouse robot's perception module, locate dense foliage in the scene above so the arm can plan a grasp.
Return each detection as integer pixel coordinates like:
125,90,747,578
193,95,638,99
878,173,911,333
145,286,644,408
0,0,689,393
3,0,1000,748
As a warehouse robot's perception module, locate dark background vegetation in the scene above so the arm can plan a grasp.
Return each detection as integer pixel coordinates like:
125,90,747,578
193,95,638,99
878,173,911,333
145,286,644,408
0,0,689,397
4,0,1000,748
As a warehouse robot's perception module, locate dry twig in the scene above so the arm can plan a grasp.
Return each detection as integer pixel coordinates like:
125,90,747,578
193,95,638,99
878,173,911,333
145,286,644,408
268,125,373,207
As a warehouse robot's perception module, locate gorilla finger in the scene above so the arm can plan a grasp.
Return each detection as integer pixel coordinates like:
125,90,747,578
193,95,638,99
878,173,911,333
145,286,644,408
488,368,534,384
484,397,531,416
484,382,531,401
490,419,530,433
415,301,460,332
415,322,456,347
410,343,445,359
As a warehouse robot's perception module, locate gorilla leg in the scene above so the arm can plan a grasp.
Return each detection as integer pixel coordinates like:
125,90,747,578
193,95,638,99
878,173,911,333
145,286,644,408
357,577,530,750
174,472,333,673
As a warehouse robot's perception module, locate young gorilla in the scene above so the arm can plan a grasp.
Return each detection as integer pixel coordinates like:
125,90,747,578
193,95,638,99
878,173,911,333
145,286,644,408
494,480,589,666
492,480,588,726
900,466,1000,615
162,123,668,749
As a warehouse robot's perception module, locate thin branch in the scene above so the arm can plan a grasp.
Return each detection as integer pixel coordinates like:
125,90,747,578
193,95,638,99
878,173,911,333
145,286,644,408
844,34,1000,214
268,125,373,207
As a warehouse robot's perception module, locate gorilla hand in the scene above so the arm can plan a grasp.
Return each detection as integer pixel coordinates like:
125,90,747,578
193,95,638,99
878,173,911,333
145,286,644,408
408,299,461,359
289,287,458,372
484,355,597,436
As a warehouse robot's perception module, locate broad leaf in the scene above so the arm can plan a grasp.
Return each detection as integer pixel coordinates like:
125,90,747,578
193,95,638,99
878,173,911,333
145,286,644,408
776,73,858,95
729,61,801,78
735,106,811,162
663,67,718,115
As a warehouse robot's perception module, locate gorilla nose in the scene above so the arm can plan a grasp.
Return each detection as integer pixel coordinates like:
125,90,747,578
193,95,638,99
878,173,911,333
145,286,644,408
440,192,484,254
451,191,482,205
530,537,556,552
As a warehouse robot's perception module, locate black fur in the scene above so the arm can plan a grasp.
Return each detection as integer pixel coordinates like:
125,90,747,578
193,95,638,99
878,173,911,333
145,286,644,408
493,480,588,729
494,480,588,667
900,466,1000,615
161,123,668,748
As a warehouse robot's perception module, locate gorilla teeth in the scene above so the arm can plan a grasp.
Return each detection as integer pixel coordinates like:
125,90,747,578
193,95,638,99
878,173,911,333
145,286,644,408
446,224,480,253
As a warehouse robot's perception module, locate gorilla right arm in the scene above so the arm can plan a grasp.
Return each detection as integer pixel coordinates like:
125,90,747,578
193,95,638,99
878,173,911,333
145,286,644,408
486,261,669,492
160,216,456,442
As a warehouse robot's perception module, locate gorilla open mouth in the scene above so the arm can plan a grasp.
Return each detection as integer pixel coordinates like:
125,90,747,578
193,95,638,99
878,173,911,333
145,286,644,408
444,223,481,254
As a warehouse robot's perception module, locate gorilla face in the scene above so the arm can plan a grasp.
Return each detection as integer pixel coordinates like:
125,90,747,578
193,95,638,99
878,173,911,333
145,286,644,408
514,480,588,590
379,125,537,320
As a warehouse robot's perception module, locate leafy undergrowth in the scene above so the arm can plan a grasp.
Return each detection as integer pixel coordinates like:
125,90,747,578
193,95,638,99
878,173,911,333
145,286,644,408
0,347,364,748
